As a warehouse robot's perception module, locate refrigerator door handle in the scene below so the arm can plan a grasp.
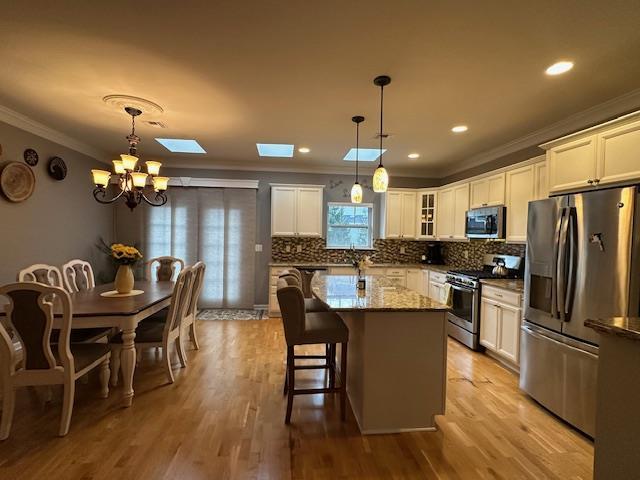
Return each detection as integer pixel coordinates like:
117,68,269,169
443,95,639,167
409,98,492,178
556,208,569,321
551,208,564,319
564,208,577,316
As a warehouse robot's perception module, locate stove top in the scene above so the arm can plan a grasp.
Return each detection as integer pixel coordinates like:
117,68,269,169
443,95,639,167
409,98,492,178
447,269,520,280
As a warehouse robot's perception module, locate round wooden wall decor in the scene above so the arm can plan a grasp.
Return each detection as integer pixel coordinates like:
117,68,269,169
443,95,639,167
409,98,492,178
23,148,39,166
0,161,36,202
48,156,67,181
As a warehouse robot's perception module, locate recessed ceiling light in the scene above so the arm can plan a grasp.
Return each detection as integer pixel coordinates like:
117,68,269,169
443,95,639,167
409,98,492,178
155,138,206,153
256,143,294,157
545,61,574,76
298,147,310,153
451,125,468,133
343,148,386,162
408,153,420,159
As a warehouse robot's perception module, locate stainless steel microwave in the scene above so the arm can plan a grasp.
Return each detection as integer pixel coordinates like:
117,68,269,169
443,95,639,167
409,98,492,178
465,206,506,239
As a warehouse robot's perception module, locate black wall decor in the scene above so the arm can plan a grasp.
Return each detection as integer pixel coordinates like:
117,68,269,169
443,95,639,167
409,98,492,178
23,148,39,166
48,156,67,181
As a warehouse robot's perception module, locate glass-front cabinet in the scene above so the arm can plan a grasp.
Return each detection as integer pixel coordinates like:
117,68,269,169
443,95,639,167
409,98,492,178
416,190,437,239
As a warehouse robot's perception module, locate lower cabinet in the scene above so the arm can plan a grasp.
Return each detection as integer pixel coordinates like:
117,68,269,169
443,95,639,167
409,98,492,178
268,266,290,316
405,269,422,293
480,286,522,366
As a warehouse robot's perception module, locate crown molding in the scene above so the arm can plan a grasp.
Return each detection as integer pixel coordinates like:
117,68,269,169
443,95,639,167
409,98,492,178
169,177,259,189
434,88,640,178
0,104,108,160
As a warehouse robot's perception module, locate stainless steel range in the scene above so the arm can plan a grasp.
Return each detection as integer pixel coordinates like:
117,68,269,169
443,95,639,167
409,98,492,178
446,254,524,350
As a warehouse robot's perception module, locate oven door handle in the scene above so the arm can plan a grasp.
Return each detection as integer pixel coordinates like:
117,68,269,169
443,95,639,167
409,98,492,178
446,282,476,294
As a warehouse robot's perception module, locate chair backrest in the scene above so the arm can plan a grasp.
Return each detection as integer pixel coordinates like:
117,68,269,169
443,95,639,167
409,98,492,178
61,259,95,293
0,282,73,373
164,266,195,336
281,268,302,284
279,272,301,288
17,264,63,287
276,278,305,346
187,262,206,317
147,256,185,281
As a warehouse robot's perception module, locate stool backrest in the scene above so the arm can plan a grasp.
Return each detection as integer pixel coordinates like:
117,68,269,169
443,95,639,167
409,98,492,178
148,256,185,281
164,266,194,337
61,259,95,293
276,278,305,345
279,273,301,288
281,268,302,284
0,282,73,373
17,264,63,288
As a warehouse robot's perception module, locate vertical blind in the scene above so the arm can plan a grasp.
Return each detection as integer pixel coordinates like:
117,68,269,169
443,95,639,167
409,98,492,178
144,187,256,308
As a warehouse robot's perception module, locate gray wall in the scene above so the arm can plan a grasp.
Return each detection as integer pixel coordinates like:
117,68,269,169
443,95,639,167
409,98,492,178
114,168,438,305
0,121,114,284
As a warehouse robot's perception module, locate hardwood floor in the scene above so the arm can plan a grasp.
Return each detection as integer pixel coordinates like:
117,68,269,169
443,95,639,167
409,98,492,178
0,318,593,479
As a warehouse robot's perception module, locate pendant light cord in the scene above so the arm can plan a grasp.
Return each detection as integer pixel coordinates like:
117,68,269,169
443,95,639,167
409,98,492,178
355,121,359,183
378,83,384,167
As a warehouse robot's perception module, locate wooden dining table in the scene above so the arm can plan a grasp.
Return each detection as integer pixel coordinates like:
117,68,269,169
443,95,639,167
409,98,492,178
54,281,174,407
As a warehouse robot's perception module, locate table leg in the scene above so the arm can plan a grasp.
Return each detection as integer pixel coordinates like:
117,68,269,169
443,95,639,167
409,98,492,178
120,328,137,407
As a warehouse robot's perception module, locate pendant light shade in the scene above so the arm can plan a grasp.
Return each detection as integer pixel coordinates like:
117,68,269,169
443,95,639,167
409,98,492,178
372,75,391,193
372,165,389,193
350,115,365,204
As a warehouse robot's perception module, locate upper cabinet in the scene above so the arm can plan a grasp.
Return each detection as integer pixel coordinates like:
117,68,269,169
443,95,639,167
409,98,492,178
416,190,437,239
437,183,469,240
543,114,640,194
380,189,416,239
505,165,535,243
271,184,324,237
533,161,548,200
469,173,505,208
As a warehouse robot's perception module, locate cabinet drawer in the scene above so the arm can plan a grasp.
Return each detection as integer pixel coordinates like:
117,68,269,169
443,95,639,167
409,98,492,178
428,271,447,284
482,285,521,307
364,267,386,276
386,268,406,276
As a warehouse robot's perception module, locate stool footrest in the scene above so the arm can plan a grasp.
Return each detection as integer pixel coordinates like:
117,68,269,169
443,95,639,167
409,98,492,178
293,387,342,395
294,364,330,370
294,355,327,359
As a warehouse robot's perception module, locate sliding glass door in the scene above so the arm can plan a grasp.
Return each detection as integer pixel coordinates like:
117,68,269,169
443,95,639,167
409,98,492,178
144,187,256,308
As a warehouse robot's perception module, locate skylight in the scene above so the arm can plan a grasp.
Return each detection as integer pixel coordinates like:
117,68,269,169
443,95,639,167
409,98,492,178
155,138,206,153
343,148,386,162
256,143,294,157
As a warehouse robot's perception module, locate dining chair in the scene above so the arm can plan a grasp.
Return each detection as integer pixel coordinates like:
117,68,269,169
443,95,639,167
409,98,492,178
276,278,349,424
147,256,185,281
110,266,194,385
182,261,206,350
0,282,111,439
17,264,63,287
61,259,95,293
279,271,328,313
18,263,110,344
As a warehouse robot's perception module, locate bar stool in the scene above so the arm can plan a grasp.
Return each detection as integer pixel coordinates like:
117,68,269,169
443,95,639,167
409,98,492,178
279,270,327,313
277,278,349,424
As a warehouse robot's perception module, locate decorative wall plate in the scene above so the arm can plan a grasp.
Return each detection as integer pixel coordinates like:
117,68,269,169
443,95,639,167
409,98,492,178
0,161,36,202
23,148,39,166
48,156,67,180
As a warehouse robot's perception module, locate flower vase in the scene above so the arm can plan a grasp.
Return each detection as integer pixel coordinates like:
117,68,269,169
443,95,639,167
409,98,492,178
115,265,134,294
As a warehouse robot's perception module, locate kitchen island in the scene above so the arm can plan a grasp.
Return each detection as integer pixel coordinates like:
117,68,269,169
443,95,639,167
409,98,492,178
312,274,450,434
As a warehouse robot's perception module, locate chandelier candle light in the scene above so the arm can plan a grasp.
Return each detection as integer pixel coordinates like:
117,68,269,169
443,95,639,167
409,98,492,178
91,107,169,211
350,115,365,204
372,75,391,193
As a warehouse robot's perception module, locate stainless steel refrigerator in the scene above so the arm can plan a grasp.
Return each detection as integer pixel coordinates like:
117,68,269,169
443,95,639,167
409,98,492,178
520,185,640,437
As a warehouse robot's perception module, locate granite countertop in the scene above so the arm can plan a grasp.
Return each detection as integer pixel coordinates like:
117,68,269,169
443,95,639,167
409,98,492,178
480,278,524,293
585,317,640,342
311,273,450,312
269,262,453,272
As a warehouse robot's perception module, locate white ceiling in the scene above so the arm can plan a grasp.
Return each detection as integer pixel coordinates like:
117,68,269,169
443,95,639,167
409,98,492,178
1,1,639,177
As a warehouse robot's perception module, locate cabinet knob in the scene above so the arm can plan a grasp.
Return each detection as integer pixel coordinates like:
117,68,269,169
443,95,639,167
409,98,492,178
594,178,600,185
587,179,593,185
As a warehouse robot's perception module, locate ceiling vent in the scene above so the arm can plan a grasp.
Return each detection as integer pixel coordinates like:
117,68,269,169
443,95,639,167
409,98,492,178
145,121,167,129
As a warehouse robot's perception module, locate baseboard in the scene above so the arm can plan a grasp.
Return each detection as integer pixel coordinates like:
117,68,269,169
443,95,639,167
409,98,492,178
484,349,520,374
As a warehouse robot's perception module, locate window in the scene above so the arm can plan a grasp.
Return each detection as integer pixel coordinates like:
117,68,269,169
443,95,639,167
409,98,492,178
326,202,373,249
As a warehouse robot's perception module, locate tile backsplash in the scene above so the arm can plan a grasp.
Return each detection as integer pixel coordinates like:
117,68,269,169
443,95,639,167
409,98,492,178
271,237,525,268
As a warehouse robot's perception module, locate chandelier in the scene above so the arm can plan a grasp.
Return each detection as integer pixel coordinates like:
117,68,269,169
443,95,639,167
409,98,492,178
91,107,169,211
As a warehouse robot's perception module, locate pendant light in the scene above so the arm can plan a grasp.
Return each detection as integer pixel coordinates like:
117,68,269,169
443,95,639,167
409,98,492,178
372,75,391,193
350,115,365,203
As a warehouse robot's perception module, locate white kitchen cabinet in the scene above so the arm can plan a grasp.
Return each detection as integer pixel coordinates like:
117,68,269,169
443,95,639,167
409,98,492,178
452,183,470,239
480,285,523,366
436,188,454,239
420,269,430,296
271,184,324,237
268,266,290,316
533,160,548,200
381,189,416,239
596,119,640,186
329,266,356,275
547,136,598,193
505,165,535,243
480,299,499,351
416,191,437,239
428,270,447,302
469,173,505,208
405,269,421,293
